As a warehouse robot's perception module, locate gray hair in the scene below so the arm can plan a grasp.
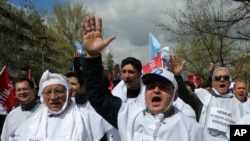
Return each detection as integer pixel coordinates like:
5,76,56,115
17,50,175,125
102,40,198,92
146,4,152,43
212,67,232,81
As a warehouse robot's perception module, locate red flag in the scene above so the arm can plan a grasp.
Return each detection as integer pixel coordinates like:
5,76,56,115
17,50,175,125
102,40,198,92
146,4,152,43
0,66,17,112
188,73,201,88
27,69,37,88
108,73,114,91
142,54,163,74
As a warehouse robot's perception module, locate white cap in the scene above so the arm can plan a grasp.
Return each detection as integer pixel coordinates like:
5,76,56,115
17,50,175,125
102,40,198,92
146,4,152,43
142,67,178,113
142,68,177,91
38,70,70,115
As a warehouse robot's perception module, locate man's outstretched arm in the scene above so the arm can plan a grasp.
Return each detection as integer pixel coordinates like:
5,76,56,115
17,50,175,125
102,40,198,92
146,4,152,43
79,16,121,128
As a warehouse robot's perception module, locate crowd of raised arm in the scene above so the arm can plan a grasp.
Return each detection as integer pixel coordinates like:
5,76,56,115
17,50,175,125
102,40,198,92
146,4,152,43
1,15,249,141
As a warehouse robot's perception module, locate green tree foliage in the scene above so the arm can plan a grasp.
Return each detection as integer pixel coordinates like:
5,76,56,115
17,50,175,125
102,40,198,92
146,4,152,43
43,2,90,74
103,51,115,75
1,0,92,83
0,0,47,81
41,29,72,73
155,0,248,81
48,2,90,45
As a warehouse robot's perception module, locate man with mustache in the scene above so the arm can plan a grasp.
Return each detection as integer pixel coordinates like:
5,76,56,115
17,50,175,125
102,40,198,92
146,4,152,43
14,70,111,141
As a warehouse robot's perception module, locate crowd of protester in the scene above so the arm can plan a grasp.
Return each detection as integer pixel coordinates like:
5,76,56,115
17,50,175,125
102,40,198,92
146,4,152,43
0,15,249,141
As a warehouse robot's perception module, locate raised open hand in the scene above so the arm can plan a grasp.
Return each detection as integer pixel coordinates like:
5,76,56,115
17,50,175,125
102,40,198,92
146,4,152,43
169,55,186,76
73,52,80,58
208,63,215,72
81,16,116,57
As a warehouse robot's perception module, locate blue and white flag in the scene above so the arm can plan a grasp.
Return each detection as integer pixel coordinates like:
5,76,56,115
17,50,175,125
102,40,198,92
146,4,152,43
149,32,161,60
74,41,85,55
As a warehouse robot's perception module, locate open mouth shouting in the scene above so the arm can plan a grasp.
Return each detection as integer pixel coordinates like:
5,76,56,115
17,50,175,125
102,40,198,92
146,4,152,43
152,96,162,106
219,84,226,88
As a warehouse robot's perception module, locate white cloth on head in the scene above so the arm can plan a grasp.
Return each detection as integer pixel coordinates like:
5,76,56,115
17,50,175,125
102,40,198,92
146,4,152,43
14,70,109,141
16,102,91,141
38,70,70,115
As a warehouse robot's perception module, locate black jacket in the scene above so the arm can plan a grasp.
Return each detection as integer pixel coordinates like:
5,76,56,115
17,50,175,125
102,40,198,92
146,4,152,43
175,75,203,122
80,55,122,129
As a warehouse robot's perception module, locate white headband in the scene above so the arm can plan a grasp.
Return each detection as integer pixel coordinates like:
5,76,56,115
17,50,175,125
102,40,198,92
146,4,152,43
39,78,69,97
38,70,70,115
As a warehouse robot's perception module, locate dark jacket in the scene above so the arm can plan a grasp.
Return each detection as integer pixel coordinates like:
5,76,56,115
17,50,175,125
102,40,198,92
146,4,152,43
175,75,235,122
175,75,203,122
80,55,122,129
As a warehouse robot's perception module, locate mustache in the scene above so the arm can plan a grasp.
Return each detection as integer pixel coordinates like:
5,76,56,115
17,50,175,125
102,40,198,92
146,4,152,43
49,102,61,105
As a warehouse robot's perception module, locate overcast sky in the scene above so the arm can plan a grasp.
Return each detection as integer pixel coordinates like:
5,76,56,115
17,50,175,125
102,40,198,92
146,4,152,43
11,0,186,65
73,0,186,65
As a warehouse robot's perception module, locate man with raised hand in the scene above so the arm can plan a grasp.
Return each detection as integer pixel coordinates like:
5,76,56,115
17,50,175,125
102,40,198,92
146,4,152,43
170,55,249,141
80,16,213,141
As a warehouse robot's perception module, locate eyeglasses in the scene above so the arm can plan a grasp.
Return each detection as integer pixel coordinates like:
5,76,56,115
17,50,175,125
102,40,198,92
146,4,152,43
213,75,230,81
16,88,32,93
43,89,66,96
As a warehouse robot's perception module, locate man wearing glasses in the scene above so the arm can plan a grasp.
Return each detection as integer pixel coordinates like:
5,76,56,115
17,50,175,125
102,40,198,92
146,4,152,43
13,70,111,141
171,59,249,141
1,78,42,141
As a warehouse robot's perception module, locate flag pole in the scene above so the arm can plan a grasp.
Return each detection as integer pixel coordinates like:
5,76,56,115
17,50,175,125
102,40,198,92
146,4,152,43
149,31,151,61
0,66,6,75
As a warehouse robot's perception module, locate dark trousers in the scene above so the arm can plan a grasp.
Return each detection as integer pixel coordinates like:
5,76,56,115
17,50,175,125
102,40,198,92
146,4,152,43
0,115,6,141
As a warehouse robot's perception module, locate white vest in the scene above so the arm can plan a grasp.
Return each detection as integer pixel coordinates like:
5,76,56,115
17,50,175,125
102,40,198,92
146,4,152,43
195,88,249,141
118,103,213,141
112,80,146,107
173,97,196,120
